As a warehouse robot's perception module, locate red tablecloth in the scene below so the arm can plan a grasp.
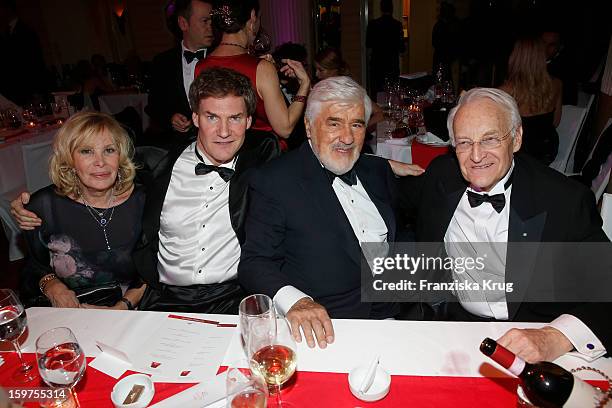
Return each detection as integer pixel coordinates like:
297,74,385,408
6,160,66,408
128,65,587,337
411,140,450,169
0,352,522,407
2,352,608,407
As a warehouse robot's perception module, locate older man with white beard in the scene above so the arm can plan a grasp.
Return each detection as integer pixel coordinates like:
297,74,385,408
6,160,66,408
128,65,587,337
238,76,406,349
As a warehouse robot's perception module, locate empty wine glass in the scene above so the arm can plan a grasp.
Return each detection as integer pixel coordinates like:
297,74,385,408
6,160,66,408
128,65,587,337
6,109,22,129
36,327,86,397
250,27,272,57
248,314,297,407
239,294,275,356
0,288,38,383
226,360,268,408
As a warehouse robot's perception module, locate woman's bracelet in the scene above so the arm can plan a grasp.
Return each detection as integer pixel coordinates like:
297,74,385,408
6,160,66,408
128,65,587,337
119,297,135,310
39,273,58,295
292,95,307,103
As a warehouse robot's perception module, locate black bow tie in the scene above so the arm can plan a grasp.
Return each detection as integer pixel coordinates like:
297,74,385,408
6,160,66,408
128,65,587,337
194,147,234,182
326,169,357,186
467,191,506,213
466,171,513,213
184,49,205,64
195,163,234,181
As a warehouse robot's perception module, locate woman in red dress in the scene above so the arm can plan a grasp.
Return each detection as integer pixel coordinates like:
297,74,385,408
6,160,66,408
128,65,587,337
195,0,310,150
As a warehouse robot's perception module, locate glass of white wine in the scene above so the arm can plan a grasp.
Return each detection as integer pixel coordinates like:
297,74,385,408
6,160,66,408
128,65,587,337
248,314,297,407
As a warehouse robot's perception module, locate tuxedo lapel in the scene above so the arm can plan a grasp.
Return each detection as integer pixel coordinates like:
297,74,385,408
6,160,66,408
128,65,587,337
505,160,547,318
354,158,396,241
139,145,185,247
297,144,360,265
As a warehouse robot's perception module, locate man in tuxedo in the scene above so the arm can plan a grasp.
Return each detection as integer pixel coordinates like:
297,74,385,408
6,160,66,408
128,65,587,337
0,0,47,106
404,87,611,362
145,0,214,148
12,68,279,314
238,76,402,349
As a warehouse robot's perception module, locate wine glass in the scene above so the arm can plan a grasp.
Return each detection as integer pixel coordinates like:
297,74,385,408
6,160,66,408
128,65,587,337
250,27,272,57
0,288,38,382
239,294,275,356
226,360,268,408
248,314,297,407
36,327,86,399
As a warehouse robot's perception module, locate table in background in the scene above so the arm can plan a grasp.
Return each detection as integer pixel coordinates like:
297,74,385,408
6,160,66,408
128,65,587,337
374,120,450,168
99,93,149,131
0,127,59,260
1,307,610,407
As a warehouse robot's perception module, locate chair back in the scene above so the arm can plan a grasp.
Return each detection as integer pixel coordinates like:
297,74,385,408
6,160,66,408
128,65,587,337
602,193,612,240
21,140,53,192
550,93,594,173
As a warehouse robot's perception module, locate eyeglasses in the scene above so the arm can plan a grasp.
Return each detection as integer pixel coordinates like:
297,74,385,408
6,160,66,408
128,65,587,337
454,128,514,152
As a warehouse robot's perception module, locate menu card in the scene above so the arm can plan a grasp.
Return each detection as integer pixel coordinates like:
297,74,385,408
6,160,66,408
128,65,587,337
130,314,236,382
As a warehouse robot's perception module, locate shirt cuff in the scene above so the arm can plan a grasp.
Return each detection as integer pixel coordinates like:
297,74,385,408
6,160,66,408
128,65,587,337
548,314,607,361
273,286,311,316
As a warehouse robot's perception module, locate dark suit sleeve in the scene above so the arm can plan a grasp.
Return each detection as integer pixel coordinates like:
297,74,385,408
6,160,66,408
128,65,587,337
146,54,175,129
238,169,292,298
20,190,55,298
560,188,612,353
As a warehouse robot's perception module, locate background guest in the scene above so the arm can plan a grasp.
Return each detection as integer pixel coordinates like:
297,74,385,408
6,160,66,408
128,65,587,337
0,0,47,106
20,112,145,310
366,0,405,97
146,0,214,148
500,36,562,165
195,0,310,151
314,47,350,81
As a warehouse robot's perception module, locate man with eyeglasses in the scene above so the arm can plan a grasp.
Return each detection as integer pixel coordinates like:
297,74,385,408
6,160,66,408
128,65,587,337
400,87,611,364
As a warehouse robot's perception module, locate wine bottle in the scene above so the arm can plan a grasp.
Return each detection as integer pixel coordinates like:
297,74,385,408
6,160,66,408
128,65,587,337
480,337,603,407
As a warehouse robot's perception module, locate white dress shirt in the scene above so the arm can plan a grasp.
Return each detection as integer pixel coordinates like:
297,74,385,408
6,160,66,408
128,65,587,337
157,142,240,286
275,157,388,315
444,161,605,360
181,42,207,100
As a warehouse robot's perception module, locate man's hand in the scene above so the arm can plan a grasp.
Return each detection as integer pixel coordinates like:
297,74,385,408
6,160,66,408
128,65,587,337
171,113,192,133
388,160,425,177
286,298,334,349
44,279,80,308
10,192,41,230
497,327,573,363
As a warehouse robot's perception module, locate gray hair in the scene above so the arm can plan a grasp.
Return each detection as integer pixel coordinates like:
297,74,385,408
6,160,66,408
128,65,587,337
305,76,372,124
447,87,522,145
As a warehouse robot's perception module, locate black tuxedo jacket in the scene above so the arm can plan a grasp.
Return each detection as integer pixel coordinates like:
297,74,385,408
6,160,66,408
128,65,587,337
402,153,612,351
145,47,195,145
0,20,47,105
238,143,399,319
132,133,280,289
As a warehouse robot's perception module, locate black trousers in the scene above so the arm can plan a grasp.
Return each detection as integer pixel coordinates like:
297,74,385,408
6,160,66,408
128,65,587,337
139,280,244,314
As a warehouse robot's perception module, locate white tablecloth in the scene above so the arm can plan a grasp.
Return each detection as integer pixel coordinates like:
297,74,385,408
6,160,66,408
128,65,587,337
19,307,612,381
374,120,413,164
0,127,58,260
99,93,150,131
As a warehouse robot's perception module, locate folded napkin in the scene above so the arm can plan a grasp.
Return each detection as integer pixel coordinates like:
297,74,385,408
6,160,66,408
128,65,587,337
416,132,450,146
385,137,411,146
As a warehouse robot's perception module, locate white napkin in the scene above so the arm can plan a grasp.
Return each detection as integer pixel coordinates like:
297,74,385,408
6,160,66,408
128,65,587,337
385,137,410,146
416,132,449,146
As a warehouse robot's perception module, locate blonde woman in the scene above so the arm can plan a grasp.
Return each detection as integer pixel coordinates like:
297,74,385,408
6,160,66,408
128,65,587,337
21,112,146,309
500,37,562,165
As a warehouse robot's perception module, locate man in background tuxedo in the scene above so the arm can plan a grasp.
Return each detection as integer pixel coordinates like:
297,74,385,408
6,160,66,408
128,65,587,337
145,0,214,148
239,77,410,349
403,87,611,363
0,0,47,106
